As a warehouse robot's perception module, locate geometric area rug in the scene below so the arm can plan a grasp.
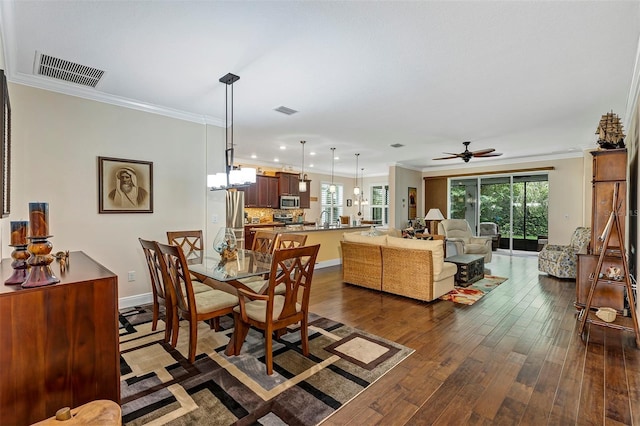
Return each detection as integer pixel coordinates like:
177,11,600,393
439,275,508,306
119,305,414,425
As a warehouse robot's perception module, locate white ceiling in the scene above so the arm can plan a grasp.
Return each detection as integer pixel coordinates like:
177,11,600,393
1,1,639,177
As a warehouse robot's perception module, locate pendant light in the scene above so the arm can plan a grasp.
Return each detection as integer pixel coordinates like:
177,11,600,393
329,147,336,193
360,167,368,206
353,153,360,196
299,140,307,192
207,72,256,190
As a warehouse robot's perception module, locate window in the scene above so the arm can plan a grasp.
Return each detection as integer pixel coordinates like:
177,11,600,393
320,183,343,223
370,184,389,225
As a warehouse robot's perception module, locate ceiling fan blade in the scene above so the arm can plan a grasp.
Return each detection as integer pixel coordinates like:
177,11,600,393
442,152,461,156
432,155,460,160
474,152,503,158
470,148,495,155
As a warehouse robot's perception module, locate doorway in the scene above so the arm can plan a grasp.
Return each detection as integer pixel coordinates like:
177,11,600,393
449,174,549,252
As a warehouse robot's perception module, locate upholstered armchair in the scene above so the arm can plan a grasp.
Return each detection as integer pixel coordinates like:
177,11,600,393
479,222,501,251
538,227,591,279
438,219,492,263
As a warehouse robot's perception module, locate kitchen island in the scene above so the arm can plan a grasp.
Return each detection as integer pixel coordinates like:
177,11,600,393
250,224,373,267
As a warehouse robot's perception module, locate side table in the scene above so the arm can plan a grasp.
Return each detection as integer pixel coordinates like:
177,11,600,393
445,254,485,286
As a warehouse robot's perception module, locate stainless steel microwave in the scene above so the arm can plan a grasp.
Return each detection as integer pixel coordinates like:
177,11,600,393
280,195,300,209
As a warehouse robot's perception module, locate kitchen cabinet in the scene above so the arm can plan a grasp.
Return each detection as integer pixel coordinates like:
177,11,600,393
243,181,258,207
277,172,300,196
257,175,279,208
300,180,311,208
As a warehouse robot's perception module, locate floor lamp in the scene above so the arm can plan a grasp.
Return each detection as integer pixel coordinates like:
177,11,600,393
425,208,445,235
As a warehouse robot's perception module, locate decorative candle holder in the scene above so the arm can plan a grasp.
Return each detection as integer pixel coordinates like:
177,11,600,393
4,244,30,285
22,202,58,288
22,236,59,288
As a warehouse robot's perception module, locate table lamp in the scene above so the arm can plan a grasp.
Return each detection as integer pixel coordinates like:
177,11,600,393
425,208,445,235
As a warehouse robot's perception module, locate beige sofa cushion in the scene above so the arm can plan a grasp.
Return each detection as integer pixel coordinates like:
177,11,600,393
386,236,444,275
342,233,388,246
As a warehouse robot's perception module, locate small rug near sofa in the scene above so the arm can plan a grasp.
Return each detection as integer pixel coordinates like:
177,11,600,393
440,275,508,305
119,305,413,425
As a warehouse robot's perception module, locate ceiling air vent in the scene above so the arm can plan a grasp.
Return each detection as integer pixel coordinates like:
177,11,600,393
390,143,405,148
36,53,105,88
274,106,298,115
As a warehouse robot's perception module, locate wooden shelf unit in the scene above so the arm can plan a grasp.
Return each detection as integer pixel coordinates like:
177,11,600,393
577,182,639,346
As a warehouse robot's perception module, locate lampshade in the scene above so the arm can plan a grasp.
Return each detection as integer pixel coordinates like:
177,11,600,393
425,208,445,221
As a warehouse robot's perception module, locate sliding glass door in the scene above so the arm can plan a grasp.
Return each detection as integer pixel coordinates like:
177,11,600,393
449,174,548,252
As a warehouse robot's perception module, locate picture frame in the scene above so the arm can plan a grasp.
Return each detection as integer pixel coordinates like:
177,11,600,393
346,198,352,207
408,187,417,219
98,156,153,213
1,70,11,218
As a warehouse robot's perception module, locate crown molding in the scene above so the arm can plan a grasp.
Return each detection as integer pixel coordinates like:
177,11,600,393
9,72,225,126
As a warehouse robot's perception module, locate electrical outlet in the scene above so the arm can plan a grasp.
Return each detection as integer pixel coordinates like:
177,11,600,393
128,271,135,282
212,214,218,223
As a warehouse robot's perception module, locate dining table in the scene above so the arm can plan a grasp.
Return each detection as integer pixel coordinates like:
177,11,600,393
188,248,273,295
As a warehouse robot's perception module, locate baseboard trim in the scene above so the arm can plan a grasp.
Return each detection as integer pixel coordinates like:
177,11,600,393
316,259,342,269
119,293,153,310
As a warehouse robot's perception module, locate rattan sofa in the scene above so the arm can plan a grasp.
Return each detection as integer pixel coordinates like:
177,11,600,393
340,233,456,302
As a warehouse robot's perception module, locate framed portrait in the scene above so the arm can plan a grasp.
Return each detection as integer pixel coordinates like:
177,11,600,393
408,187,417,219
1,70,10,218
346,199,353,207
98,156,153,213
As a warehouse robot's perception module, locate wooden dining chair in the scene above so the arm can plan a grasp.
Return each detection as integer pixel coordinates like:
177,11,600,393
167,230,215,294
138,238,172,343
274,233,307,249
227,244,320,375
155,241,239,363
251,231,277,253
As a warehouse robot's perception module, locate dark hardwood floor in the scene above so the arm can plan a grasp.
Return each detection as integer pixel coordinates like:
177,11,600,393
307,253,639,425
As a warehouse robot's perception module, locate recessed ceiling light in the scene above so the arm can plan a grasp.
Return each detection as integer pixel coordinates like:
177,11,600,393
274,158,279,162
309,164,314,168
310,152,316,156
280,146,286,150
251,154,257,159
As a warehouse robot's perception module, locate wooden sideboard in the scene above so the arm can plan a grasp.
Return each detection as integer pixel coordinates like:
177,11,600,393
0,251,120,425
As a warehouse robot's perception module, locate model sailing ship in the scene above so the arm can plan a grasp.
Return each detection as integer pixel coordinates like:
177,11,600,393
595,110,626,149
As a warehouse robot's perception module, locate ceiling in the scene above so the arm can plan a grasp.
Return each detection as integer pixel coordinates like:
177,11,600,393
1,1,639,177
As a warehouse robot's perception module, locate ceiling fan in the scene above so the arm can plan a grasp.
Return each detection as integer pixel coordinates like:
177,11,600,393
433,141,503,163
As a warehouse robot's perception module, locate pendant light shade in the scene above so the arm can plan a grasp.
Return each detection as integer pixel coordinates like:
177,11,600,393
329,147,336,193
299,140,307,192
353,153,360,195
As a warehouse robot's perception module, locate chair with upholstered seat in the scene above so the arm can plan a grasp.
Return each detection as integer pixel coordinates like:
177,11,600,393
166,230,215,294
479,222,501,251
155,241,239,363
438,219,492,263
139,238,172,343
538,227,591,279
226,244,320,375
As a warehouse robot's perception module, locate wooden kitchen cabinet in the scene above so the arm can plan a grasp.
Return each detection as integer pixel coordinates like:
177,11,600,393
300,180,311,208
257,175,279,208
0,252,120,425
277,172,300,196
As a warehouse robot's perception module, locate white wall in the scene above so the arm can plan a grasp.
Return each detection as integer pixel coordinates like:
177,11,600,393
2,84,224,304
389,165,423,229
